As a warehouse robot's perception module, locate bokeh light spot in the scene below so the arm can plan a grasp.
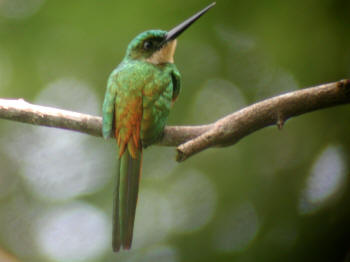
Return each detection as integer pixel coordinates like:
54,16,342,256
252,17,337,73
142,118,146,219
166,169,217,233
217,26,299,101
36,78,100,115
178,41,219,80
35,202,109,262
0,153,18,199
190,78,246,124
142,147,177,180
0,195,45,258
4,124,114,201
3,79,114,201
254,67,299,100
0,0,45,19
132,190,173,249
213,202,260,253
217,26,256,52
132,169,217,249
299,145,347,214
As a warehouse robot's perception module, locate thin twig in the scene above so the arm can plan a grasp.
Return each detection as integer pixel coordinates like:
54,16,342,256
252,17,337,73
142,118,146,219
0,79,349,162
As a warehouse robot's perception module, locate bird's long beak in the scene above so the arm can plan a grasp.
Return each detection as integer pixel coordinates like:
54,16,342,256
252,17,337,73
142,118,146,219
162,2,216,45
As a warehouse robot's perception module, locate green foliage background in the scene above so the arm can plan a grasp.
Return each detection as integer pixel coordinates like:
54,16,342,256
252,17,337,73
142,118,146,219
0,0,349,261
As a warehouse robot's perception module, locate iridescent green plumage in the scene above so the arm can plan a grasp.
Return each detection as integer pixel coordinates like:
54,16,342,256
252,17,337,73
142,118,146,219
102,3,215,251
103,30,181,251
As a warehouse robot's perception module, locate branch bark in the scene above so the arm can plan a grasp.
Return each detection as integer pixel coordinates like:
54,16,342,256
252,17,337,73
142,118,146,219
0,248,20,262
0,79,349,162
176,79,350,161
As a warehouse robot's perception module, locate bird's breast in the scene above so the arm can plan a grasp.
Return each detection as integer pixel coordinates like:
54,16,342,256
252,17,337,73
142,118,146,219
140,69,173,146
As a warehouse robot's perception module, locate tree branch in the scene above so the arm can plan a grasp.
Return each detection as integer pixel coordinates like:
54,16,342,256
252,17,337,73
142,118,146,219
0,79,349,162
176,79,350,161
0,247,20,262
0,98,102,136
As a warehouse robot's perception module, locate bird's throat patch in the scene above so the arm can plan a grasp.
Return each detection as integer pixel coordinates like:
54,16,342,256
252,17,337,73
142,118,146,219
147,40,177,64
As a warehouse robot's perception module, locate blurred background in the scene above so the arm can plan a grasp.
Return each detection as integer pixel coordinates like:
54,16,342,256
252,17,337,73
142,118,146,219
0,0,350,261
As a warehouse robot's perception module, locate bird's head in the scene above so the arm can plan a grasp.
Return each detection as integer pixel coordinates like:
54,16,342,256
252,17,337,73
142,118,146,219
125,2,215,65
125,30,176,64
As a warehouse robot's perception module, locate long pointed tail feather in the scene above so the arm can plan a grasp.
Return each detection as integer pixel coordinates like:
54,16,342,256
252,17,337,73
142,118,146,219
113,148,142,251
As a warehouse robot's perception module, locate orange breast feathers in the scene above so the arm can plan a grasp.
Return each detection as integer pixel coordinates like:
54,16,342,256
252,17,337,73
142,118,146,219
115,95,143,159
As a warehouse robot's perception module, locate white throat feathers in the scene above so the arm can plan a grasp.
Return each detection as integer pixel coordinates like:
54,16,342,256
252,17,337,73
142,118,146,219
146,40,177,65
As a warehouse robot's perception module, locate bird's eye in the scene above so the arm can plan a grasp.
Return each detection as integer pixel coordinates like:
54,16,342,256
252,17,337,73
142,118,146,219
143,40,153,50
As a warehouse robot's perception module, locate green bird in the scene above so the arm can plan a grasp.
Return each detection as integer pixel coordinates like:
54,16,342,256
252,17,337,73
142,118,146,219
102,3,215,251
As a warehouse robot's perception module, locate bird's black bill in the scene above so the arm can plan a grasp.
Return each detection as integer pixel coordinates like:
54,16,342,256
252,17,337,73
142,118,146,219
163,2,215,44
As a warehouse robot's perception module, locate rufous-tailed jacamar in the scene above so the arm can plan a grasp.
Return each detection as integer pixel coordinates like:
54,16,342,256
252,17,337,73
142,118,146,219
102,3,215,251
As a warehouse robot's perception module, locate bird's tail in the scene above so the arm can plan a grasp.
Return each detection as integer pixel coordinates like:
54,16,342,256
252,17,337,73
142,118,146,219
113,148,142,251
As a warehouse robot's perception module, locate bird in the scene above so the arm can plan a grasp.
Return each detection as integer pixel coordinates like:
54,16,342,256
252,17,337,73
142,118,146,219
102,2,215,252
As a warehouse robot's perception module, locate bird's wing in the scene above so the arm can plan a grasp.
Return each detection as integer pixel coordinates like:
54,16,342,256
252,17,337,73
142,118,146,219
102,72,118,139
114,73,143,158
170,65,182,103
